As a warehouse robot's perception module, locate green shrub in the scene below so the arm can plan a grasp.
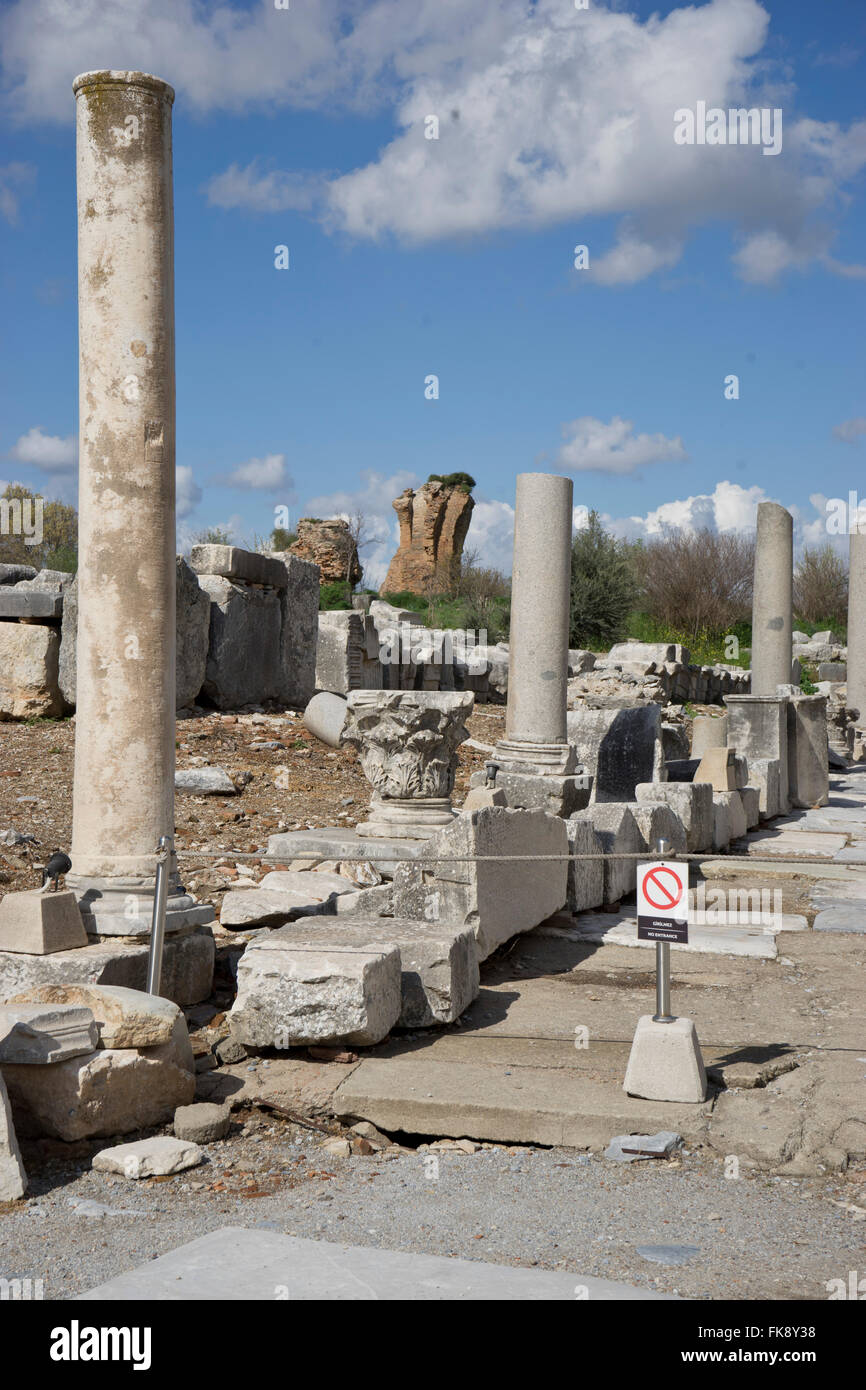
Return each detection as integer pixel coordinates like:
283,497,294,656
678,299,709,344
570,510,639,648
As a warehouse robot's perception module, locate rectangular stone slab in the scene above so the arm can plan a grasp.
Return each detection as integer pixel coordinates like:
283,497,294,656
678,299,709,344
0,928,214,1008
266,828,424,880
0,590,62,620
189,543,288,590
0,1003,99,1063
0,890,88,954
230,939,402,1048
266,918,479,1027
77,1226,673,1301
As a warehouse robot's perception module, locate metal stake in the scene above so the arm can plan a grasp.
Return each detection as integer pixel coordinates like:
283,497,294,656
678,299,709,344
146,835,172,997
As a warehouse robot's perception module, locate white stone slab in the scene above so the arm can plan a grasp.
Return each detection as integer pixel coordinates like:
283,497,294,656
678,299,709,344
536,913,780,958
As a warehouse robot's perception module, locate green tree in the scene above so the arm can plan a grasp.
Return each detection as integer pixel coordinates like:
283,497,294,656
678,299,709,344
0,484,78,571
793,545,848,628
270,526,297,550
569,510,638,648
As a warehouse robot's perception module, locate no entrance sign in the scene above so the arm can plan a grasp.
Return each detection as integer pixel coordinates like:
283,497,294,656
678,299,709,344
637,860,689,944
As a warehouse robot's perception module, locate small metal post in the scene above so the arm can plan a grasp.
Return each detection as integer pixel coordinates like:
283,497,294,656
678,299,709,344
652,836,674,1023
146,835,172,997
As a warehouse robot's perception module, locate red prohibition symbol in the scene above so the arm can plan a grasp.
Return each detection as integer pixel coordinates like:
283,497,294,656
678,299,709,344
642,865,683,911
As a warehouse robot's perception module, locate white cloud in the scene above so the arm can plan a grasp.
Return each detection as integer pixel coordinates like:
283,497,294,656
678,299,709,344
224,453,289,490
8,425,76,469
205,162,324,214
176,465,202,519
833,417,866,444
0,161,34,223
555,416,688,476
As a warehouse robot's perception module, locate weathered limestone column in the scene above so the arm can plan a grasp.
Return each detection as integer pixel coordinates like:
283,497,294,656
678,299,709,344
69,72,210,937
751,502,793,697
497,473,575,769
848,528,866,732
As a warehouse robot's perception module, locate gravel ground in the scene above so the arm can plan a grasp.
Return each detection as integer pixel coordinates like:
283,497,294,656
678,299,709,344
2,1111,864,1301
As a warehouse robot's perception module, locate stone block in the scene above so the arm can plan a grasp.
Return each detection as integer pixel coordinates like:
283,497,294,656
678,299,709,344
695,747,737,791
0,929,215,1009
724,695,789,811
818,662,847,683
740,786,761,829
0,590,62,620
468,765,591,817
461,785,507,812
0,1003,99,1063
748,758,783,818
607,642,679,665
175,766,236,796
623,1015,707,1103
661,722,690,761
564,817,605,914
0,622,63,720
3,983,182,1049
266,827,423,880
0,1072,26,1201
230,936,402,1048
715,790,747,843
732,753,749,789
304,690,348,747
219,882,354,929
278,554,320,708
690,714,728,757
190,544,288,590
0,890,88,954
58,572,77,708
569,804,642,905
630,802,687,855
786,695,829,810
1,1019,195,1140
267,918,479,1029
93,1135,204,1178
176,556,210,708
174,1101,231,1144
566,704,663,803
712,797,731,851
0,564,36,585
568,649,596,675
390,807,568,960
315,611,382,696
199,575,284,709
635,782,714,854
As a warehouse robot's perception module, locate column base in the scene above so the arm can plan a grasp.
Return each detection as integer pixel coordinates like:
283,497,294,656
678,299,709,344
494,739,578,774
357,796,456,841
67,876,216,939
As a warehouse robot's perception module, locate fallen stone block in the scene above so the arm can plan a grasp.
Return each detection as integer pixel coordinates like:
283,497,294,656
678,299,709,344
303,690,348,746
0,564,37,585
566,703,664,802
0,1071,26,1201
695,747,736,791
740,786,760,828
712,797,731,851
190,543,288,590
199,575,284,709
175,766,237,796
0,590,62,620
635,782,714,854
461,785,507,812
2,1023,195,1141
390,807,568,960
0,622,63,720
0,1003,99,1063
569,804,641,905
219,886,347,929
3,983,181,1049
468,765,590,817
0,889,88,954
0,929,215,1009
715,790,747,843
261,918,479,1029
173,1102,231,1144
630,802,687,855
231,937,402,1048
786,694,830,810
266,827,422,881
748,758,783,818
564,817,604,914
93,1135,204,1179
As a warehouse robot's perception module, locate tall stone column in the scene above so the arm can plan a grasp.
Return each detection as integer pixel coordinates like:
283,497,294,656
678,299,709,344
751,502,793,697
69,71,209,938
497,473,575,768
848,528,866,732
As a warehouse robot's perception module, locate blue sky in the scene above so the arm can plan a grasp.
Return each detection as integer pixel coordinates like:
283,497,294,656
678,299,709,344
1,0,864,583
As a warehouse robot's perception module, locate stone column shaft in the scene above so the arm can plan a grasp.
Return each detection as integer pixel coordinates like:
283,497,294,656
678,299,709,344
848,529,866,730
751,502,793,697
498,473,574,768
68,71,193,937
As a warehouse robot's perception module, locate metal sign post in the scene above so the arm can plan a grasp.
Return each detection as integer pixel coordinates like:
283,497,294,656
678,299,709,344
146,835,172,997
636,837,688,1024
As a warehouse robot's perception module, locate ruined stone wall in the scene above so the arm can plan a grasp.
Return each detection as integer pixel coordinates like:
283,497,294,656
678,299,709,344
382,481,474,594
